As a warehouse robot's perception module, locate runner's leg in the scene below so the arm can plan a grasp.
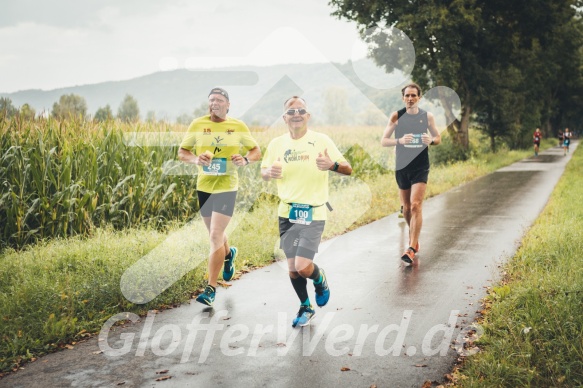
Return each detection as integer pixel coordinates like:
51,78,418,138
208,212,232,287
288,258,309,304
400,188,412,226
408,182,427,250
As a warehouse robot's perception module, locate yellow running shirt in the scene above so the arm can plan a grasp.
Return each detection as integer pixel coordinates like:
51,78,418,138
180,115,258,193
261,130,347,221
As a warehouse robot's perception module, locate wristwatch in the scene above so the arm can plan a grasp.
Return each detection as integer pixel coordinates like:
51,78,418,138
243,157,250,165
430,139,435,145
332,161,340,172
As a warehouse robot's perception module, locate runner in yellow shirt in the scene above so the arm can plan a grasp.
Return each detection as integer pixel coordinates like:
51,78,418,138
178,87,261,306
261,96,352,327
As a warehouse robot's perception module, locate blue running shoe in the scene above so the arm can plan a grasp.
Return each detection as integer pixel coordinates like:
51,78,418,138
196,285,216,306
223,247,237,281
292,305,316,327
314,269,330,307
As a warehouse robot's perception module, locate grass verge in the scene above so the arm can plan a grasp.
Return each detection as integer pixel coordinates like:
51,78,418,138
453,145,583,387
0,144,538,374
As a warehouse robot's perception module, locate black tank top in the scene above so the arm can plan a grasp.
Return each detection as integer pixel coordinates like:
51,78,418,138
395,107,430,170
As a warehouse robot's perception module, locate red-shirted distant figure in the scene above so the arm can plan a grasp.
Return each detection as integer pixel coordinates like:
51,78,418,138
533,128,542,156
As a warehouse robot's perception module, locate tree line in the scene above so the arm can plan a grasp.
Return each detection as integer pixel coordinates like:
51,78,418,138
0,88,388,128
0,94,142,123
330,0,583,151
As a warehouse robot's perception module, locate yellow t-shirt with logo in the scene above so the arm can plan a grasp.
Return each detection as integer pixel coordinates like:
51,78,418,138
180,115,258,193
261,130,347,221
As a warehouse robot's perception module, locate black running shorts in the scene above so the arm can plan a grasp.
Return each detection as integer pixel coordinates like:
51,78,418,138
197,190,237,217
278,217,325,260
395,167,430,190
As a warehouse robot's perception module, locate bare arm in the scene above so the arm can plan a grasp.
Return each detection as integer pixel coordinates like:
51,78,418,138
422,112,441,145
381,112,398,147
231,145,262,167
178,147,211,166
178,147,198,164
333,161,352,176
245,146,261,163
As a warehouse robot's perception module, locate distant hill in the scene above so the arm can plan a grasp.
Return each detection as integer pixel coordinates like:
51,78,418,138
1,59,407,125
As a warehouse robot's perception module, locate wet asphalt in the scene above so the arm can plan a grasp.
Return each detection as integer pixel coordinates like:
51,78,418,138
1,142,577,388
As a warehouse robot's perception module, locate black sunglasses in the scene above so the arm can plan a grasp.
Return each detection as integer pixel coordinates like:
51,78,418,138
285,108,308,116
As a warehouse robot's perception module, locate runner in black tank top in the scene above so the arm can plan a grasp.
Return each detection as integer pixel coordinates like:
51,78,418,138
381,83,441,264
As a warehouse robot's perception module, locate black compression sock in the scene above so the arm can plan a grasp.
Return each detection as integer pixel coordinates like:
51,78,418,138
290,275,309,304
308,264,320,281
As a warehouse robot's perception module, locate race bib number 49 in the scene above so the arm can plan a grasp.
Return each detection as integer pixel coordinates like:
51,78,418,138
289,203,313,225
203,158,227,175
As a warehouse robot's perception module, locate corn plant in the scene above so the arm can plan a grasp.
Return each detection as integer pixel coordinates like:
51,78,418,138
0,117,199,248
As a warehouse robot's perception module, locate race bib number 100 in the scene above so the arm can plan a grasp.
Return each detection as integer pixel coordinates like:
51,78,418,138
203,158,227,175
289,203,313,225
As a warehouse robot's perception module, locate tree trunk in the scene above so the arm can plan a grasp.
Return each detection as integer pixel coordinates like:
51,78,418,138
447,105,471,149
437,86,470,150
542,119,552,136
490,132,496,153
458,105,471,149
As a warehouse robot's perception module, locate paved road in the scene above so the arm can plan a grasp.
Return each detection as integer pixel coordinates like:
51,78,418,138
2,143,577,388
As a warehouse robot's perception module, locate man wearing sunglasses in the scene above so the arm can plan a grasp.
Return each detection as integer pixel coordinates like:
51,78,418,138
178,87,261,306
381,83,441,264
261,96,352,327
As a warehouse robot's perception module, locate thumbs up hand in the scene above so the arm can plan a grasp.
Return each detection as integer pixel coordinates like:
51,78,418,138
316,148,334,171
270,157,283,179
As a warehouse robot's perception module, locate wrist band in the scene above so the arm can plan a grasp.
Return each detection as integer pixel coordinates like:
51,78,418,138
332,161,339,172
243,157,249,165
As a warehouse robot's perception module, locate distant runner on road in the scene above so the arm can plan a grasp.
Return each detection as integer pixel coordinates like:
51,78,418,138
563,128,572,155
261,96,352,327
178,87,261,306
381,83,441,264
533,127,542,156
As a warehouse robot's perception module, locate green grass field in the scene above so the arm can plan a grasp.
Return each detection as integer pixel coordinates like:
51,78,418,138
454,145,582,387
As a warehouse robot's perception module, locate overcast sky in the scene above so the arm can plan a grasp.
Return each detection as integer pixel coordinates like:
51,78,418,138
0,0,370,93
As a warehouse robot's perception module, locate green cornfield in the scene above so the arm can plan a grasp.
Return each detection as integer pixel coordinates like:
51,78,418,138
0,117,205,249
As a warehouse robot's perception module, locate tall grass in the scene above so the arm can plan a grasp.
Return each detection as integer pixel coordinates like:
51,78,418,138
455,147,583,387
1,117,200,248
